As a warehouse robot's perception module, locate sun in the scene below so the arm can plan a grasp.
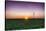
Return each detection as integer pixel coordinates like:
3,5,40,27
25,16,28,20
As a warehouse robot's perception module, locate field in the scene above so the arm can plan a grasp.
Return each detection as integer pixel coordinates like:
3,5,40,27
5,18,44,30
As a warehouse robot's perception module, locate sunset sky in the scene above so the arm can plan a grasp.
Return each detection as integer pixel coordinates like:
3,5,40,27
6,1,44,19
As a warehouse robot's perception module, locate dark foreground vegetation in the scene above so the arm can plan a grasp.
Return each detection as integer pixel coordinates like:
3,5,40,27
5,18,44,30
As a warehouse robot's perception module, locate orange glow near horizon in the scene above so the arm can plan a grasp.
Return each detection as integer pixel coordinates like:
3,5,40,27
25,16,28,20
6,10,44,19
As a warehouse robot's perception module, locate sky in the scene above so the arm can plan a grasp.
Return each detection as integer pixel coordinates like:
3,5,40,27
6,1,44,19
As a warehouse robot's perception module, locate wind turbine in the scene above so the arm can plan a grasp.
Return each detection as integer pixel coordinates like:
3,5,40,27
33,10,35,18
